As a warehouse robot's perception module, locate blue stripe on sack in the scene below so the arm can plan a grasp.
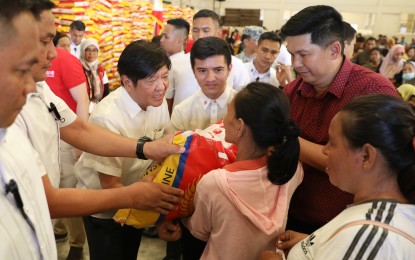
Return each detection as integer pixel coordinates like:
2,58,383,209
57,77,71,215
172,134,193,188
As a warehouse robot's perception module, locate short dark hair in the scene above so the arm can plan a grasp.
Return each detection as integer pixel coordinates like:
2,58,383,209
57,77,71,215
193,9,220,27
234,82,301,185
0,0,42,46
167,18,190,37
53,32,70,46
365,36,377,45
258,31,282,46
340,94,415,203
369,47,381,55
190,37,231,69
70,20,86,31
118,40,171,86
281,5,344,51
342,21,356,44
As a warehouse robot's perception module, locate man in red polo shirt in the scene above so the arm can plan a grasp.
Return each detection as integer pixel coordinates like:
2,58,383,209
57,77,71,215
280,5,397,234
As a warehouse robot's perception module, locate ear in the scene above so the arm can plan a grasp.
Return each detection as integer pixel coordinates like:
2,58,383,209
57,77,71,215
360,143,377,170
328,40,342,60
227,63,233,75
237,118,245,138
121,75,133,92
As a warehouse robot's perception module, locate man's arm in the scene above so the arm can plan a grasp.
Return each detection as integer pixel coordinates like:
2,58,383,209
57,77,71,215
60,118,185,162
299,137,327,172
69,82,89,121
42,174,183,218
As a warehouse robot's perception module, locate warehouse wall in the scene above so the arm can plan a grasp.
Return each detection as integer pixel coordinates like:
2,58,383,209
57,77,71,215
170,0,415,38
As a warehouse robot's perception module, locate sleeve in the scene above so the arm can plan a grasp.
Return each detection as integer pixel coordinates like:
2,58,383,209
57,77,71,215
82,114,124,177
230,57,251,91
183,175,214,242
170,106,186,132
165,68,175,99
42,83,77,128
61,53,87,90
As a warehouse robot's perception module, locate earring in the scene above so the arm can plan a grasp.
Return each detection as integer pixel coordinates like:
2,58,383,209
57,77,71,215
363,163,368,170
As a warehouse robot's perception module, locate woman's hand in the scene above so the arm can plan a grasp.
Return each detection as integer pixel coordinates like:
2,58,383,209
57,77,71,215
275,230,308,252
155,220,182,241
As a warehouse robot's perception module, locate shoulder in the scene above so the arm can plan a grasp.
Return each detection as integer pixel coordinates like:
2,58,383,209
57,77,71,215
348,64,396,95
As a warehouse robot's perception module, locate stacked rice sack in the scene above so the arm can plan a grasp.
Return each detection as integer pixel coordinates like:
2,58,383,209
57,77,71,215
114,121,237,228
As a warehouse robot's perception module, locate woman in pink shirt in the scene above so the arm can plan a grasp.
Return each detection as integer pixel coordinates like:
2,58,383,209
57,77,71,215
158,82,304,260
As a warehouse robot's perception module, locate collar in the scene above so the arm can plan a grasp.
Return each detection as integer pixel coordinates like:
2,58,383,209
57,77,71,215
248,60,272,79
296,57,351,99
224,156,268,172
170,51,185,59
199,85,232,111
120,87,145,118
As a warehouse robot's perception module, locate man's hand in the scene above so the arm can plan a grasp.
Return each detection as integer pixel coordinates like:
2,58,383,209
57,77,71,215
126,181,184,215
156,220,182,241
143,134,185,162
275,230,308,252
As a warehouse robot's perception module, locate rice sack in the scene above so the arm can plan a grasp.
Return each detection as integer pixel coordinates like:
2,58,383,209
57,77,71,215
113,121,237,228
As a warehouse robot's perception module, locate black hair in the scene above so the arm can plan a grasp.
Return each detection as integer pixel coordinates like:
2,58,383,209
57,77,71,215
365,36,377,45
280,5,344,52
369,47,381,54
151,35,162,46
340,94,415,203
117,40,171,86
258,31,282,46
190,36,232,69
342,21,356,44
53,32,70,46
241,34,251,43
70,20,86,31
193,9,220,26
0,0,43,45
234,82,301,185
167,18,190,36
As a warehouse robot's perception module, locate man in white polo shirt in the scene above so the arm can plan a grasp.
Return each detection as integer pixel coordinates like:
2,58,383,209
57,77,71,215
169,37,236,132
244,31,282,88
166,9,250,113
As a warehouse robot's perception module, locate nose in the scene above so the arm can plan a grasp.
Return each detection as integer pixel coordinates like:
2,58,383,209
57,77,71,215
48,45,57,60
292,56,301,71
206,70,215,81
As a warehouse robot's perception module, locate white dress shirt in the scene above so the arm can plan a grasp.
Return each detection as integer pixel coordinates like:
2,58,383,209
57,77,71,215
75,87,170,219
0,127,56,259
244,61,280,87
169,86,236,132
13,81,77,188
70,40,82,59
166,53,250,109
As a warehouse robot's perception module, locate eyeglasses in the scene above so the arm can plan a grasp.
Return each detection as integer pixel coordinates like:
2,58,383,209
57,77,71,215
85,48,98,54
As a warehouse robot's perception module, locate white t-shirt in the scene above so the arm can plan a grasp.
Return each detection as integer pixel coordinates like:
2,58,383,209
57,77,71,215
0,127,56,259
288,200,415,259
244,61,280,87
169,86,236,132
75,87,170,219
13,81,77,188
166,53,250,109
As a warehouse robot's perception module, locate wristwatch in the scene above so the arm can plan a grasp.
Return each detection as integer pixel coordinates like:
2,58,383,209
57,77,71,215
136,136,152,160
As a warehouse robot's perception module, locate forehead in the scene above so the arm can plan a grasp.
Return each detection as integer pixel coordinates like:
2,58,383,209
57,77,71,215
286,34,318,53
194,55,226,67
193,17,217,29
164,24,176,33
70,29,84,35
38,11,56,38
258,39,280,50
0,12,38,71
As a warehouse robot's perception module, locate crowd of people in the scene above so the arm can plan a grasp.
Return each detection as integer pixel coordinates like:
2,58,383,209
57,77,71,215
0,1,414,260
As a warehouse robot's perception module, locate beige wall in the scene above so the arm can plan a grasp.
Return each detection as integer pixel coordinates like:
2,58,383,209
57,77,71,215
170,0,415,38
